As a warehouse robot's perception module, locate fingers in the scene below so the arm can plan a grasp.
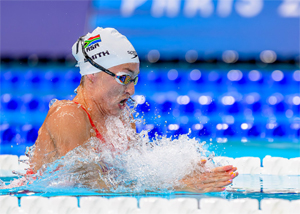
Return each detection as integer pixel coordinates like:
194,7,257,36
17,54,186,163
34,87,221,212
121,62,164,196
195,177,233,192
226,167,238,174
184,177,232,193
199,169,238,184
212,165,236,173
228,171,239,179
200,178,232,188
202,186,226,193
197,159,207,167
180,164,239,193
213,179,232,188
183,186,227,193
208,166,238,179
201,174,232,184
212,187,226,192
201,174,229,184
208,168,238,178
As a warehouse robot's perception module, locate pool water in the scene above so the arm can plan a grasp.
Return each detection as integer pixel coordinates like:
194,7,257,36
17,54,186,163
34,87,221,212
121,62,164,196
1,63,299,157
0,63,299,204
1,176,300,202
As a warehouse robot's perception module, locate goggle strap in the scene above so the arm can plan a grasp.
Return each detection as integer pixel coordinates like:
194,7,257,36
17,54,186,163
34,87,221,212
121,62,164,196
76,36,85,54
80,38,116,77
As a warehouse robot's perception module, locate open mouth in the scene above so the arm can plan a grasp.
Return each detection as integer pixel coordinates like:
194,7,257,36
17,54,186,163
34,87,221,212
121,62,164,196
119,98,128,108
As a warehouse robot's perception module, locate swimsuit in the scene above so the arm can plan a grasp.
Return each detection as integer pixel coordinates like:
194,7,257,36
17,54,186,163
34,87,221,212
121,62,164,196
26,101,106,176
73,101,105,142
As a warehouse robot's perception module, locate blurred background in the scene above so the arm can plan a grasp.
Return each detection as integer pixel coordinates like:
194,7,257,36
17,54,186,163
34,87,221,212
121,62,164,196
1,0,299,158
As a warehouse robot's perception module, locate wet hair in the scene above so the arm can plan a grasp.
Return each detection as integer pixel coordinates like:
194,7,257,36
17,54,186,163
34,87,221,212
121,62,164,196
79,76,85,87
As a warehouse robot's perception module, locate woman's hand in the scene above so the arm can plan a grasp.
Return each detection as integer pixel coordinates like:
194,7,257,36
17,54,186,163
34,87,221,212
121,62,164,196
176,160,238,193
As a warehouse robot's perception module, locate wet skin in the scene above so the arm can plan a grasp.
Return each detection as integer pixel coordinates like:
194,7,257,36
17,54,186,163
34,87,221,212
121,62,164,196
177,160,238,193
30,63,139,172
30,62,238,192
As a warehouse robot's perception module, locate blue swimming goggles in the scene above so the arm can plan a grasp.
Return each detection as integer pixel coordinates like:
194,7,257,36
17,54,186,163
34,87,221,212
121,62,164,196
76,36,138,86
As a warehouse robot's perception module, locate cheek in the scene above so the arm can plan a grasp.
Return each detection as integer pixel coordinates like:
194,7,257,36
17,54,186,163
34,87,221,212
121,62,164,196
104,85,124,102
96,77,122,100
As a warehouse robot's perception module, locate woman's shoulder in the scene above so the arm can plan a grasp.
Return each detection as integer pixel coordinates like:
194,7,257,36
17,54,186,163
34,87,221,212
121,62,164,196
46,99,90,125
42,99,92,156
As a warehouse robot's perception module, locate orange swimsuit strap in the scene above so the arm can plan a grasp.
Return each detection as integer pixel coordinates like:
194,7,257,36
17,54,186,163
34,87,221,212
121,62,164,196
73,101,105,142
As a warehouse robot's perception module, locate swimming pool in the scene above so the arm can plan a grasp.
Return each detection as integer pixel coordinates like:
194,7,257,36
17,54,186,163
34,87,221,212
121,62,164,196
0,62,299,213
0,152,300,214
0,137,299,213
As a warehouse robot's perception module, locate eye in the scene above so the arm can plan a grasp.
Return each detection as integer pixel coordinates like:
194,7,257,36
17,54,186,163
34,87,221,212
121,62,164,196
124,75,131,84
119,76,126,82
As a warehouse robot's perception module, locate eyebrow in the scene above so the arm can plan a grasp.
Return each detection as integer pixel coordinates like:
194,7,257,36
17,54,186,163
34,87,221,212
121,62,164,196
124,68,139,75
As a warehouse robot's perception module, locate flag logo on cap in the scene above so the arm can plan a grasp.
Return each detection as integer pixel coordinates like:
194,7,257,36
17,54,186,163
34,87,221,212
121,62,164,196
84,35,101,48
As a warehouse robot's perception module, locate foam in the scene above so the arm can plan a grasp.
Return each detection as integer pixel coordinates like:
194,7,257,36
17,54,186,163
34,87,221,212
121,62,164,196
21,132,212,193
1,102,215,193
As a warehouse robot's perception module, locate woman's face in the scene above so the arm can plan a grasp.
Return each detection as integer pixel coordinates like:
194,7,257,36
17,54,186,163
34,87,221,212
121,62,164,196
89,62,140,116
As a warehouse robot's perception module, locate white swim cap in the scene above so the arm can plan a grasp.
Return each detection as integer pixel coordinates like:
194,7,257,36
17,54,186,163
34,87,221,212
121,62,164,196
72,27,139,76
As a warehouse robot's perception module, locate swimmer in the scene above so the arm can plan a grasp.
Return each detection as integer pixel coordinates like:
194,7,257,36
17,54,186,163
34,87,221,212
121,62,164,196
28,27,238,192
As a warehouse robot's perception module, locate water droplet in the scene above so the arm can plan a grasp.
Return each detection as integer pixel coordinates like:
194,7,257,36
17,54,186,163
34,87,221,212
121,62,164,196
158,115,161,118
49,98,58,108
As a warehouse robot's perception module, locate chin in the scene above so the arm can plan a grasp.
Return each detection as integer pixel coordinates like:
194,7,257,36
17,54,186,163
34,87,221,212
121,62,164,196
109,108,123,117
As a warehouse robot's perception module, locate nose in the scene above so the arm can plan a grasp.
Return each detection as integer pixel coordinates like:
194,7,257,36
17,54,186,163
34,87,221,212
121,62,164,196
126,81,135,96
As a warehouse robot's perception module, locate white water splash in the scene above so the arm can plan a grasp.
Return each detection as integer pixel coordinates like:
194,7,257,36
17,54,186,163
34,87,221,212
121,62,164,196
20,134,214,193
1,101,216,193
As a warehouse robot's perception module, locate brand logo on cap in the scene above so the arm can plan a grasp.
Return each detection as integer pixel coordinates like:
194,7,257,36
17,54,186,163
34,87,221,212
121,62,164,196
127,51,138,59
84,35,101,48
